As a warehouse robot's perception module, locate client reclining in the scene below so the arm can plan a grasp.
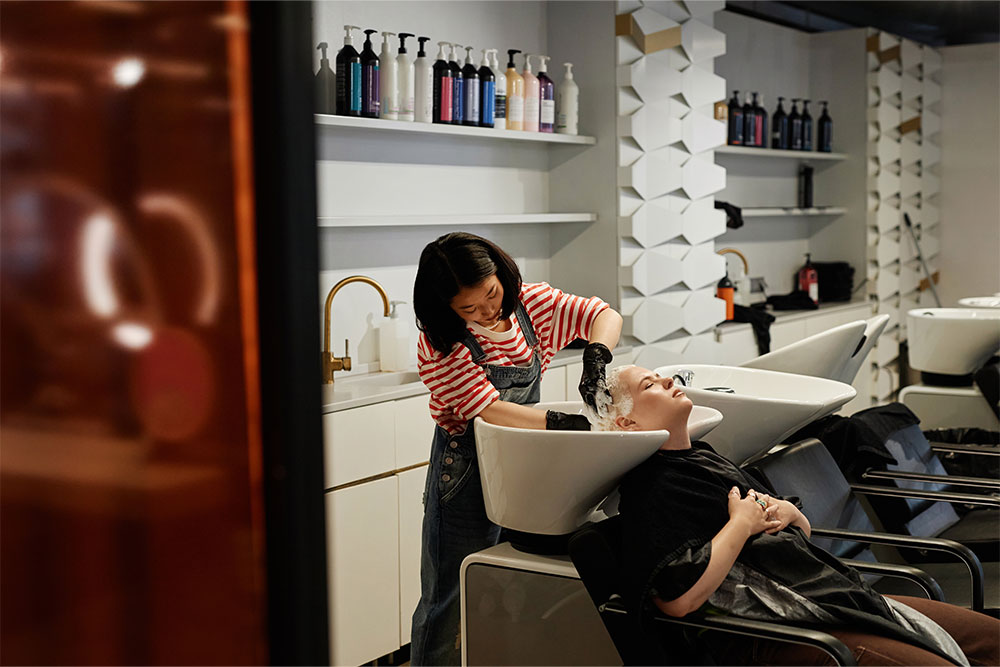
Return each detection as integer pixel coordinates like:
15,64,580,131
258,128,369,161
598,365,998,666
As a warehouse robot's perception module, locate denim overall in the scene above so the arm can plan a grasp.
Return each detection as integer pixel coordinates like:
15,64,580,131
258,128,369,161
409,302,542,666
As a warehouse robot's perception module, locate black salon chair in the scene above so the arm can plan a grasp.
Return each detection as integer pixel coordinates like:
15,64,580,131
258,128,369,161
748,438,996,613
569,514,944,666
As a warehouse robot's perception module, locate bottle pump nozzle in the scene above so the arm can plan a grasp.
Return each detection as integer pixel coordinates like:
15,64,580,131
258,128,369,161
317,42,330,64
563,62,574,78
523,53,534,73
381,30,396,46
398,32,414,54
436,40,449,59
507,48,521,68
538,55,550,72
417,36,430,57
449,43,462,61
363,28,377,46
343,25,359,44
464,45,475,64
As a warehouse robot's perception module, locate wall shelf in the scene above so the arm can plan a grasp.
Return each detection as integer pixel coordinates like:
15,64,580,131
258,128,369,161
317,213,597,228
716,145,848,161
315,114,597,145
741,206,847,218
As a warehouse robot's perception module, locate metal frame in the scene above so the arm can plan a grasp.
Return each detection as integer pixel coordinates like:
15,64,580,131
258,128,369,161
862,469,1000,490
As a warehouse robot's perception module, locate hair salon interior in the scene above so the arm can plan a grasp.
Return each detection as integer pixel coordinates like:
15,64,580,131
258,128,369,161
2,0,999,665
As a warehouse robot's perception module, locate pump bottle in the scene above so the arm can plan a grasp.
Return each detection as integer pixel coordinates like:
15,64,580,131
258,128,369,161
727,90,743,145
537,55,555,133
462,45,480,126
478,49,495,128
556,62,578,135
752,92,766,148
717,273,735,321
817,100,833,152
448,43,464,125
414,36,433,123
505,49,524,130
521,54,540,132
360,29,380,118
742,92,755,148
789,98,803,150
801,99,813,151
771,96,788,149
432,41,453,124
315,42,336,115
490,50,507,131
797,254,819,304
379,32,398,120
335,25,361,116
393,33,414,122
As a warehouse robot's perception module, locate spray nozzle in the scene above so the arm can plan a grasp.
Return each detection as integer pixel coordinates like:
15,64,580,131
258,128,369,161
563,62,574,78
507,48,521,68
417,36,430,57
317,42,329,62
537,55,550,72
464,45,475,64
397,32,413,53
343,25,360,43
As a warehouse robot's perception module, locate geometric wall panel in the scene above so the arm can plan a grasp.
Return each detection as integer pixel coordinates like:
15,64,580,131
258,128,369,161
682,154,726,199
627,295,685,343
681,65,726,108
621,196,684,247
680,197,725,245
680,0,726,20
682,112,726,154
619,106,683,151
679,19,726,62
621,245,686,295
681,241,725,289
618,149,684,199
618,53,683,102
682,287,726,334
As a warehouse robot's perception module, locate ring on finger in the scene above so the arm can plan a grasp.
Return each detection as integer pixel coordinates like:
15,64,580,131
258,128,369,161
755,498,767,509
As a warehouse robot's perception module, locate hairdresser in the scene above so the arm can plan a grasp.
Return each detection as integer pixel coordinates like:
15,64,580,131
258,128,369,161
408,232,622,665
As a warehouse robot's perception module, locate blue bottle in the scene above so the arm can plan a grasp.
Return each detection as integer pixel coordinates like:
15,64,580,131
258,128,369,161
448,43,463,125
478,48,495,128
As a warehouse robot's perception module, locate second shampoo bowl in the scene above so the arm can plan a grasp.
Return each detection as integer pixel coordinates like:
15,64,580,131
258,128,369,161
654,364,856,466
740,319,867,382
474,403,722,535
907,308,1000,375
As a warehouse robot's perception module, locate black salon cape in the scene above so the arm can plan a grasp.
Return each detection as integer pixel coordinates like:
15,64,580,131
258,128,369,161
618,442,958,663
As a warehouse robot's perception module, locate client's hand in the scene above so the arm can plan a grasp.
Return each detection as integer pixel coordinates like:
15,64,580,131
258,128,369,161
728,487,781,537
761,497,810,535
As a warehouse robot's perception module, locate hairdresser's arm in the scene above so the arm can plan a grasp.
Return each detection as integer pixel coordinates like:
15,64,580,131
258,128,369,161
588,308,623,350
477,401,548,429
655,487,780,617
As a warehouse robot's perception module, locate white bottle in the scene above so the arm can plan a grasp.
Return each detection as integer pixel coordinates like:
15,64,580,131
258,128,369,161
379,31,398,120
490,49,506,131
556,62,579,135
396,33,415,121
414,36,433,123
521,54,539,132
379,301,412,372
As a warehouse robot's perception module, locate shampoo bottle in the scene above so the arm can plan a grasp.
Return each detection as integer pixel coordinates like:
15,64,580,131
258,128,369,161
537,55,555,133
360,29,380,118
771,96,788,149
432,41,453,124
801,99,813,151
379,301,412,372
379,31,398,120
396,33,415,121
414,36,433,123
753,92,767,148
315,42,336,115
797,254,819,304
505,49,524,130
817,100,832,152
491,50,507,130
742,92,755,148
448,43,464,125
521,54,539,132
462,45,480,126
717,273,735,321
556,62,579,135
789,98,803,150
727,90,743,145
478,49,495,128
335,25,361,116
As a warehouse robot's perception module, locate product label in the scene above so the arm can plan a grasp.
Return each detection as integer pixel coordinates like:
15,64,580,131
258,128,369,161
350,62,362,112
437,74,453,122
452,77,464,124
480,81,495,125
494,92,506,123
524,95,539,126
508,94,523,124
540,99,555,125
362,63,379,116
809,282,819,303
464,81,480,124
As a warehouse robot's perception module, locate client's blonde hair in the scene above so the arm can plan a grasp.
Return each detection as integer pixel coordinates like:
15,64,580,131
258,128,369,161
588,365,635,431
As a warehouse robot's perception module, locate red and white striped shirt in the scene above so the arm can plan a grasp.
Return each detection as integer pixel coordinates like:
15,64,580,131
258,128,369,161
417,282,609,434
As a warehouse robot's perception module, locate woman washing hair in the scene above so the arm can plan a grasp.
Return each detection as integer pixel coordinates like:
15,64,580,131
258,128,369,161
602,365,998,666
408,232,622,665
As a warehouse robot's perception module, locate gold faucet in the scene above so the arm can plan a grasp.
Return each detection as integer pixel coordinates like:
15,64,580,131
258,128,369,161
716,247,749,275
323,275,391,384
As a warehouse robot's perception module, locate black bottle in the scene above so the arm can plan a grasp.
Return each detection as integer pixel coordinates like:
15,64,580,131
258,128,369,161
727,90,743,145
789,98,803,150
752,92,767,148
771,96,788,149
801,99,813,151
798,165,814,208
478,51,495,128
817,100,833,152
335,25,361,116
742,92,756,147
432,41,453,124
448,43,464,126
316,42,336,114
360,28,380,118
461,46,480,126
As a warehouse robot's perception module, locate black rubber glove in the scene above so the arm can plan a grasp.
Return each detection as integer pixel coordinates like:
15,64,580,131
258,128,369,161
545,410,592,431
579,341,613,416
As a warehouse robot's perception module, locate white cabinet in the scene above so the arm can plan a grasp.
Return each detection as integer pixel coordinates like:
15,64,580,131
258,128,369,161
323,402,396,489
326,478,400,667
770,319,807,351
393,395,435,469
397,467,427,646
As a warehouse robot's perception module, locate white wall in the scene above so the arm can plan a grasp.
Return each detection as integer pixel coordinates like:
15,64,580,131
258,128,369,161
938,42,1000,306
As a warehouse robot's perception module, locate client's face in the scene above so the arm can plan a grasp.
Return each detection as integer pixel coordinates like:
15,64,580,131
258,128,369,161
614,365,693,432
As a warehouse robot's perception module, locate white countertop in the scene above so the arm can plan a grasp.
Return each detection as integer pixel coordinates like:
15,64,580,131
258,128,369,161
714,298,873,335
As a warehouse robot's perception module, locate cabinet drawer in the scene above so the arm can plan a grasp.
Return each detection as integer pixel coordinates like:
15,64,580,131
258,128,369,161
397,466,427,646
327,478,401,666
540,365,567,403
324,403,396,488
394,395,435,469
770,319,806,351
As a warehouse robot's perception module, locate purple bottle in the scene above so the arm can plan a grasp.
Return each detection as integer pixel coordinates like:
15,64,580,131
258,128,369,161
537,55,555,133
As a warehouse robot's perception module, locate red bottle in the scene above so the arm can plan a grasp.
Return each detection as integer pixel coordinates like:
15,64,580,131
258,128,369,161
798,253,819,303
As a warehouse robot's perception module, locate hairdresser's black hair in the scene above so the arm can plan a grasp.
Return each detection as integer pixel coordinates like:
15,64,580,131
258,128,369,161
413,232,522,355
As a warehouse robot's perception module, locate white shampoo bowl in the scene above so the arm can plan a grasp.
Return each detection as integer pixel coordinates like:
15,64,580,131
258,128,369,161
740,320,867,381
907,308,1000,375
654,365,856,465
836,314,890,384
958,296,1000,309
473,402,722,535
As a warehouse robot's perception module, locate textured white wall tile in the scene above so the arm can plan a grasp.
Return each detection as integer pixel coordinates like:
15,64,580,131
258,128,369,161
900,40,922,73
619,107,683,151
680,19,726,63
900,168,921,199
629,7,681,41
622,245,686,295
618,86,644,115
622,195,685,247
682,153,726,199
681,0,725,19
876,137,902,164
681,65,725,108
682,287,726,334
868,68,901,97
628,296,685,343
633,337,689,368
681,242,725,290
900,135,921,166
681,112,726,154
616,35,643,66
923,80,941,105
619,137,644,167
681,197,725,244
616,0,643,14
619,52,684,102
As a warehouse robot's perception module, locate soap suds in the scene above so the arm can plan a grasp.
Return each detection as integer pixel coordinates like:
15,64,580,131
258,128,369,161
586,365,633,431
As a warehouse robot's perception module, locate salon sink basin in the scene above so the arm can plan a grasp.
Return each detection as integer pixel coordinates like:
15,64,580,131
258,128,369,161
338,370,422,387
740,319,867,382
958,296,1000,309
474,402,722,535
907,308,1000,375
654,364,856,466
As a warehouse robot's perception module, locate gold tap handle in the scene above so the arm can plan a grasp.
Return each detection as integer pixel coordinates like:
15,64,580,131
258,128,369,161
344,339,349,356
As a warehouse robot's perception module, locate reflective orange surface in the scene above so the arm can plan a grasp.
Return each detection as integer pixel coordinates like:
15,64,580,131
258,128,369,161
1,1,267,663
